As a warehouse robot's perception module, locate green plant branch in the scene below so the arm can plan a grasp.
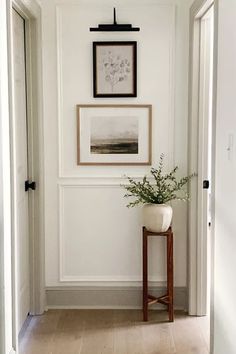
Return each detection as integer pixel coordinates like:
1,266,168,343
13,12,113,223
122,154,196,207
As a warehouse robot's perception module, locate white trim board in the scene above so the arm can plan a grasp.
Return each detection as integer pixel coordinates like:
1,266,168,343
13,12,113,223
58,276,168,283
9,350,16,354
188,0,214,316
0,0,13,352
58,176,157,187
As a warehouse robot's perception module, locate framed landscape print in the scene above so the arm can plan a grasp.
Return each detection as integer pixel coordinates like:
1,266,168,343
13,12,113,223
93,41,137,97
77,104,152,165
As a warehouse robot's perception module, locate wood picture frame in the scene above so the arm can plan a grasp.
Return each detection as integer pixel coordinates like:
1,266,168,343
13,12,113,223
93,41,137,97
77,104,152,165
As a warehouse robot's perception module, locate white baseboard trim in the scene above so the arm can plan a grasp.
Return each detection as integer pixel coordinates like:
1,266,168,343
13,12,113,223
46,286,187,310
9,349,16,354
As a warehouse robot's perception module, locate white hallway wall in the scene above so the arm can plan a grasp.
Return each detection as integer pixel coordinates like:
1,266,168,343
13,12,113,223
213,0,236,352
41,0,192,305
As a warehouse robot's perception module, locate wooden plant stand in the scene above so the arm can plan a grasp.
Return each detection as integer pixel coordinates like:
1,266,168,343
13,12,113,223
142,226,174,322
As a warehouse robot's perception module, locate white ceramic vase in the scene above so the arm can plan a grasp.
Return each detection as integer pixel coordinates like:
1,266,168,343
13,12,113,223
142,204,173,232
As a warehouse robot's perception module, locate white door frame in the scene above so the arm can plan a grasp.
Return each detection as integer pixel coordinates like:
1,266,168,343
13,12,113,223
0,0,14,353
7,0,45,352
188,0,218,320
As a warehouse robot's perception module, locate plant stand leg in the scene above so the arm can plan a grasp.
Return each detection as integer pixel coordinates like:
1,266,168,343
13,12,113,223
167,230,174,322
143,227,148,321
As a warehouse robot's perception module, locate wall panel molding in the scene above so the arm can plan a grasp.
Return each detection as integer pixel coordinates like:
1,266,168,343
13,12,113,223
168,4,176,169
58,176,156,187
56,5,64,178
58,184,167,283
56,3,176,178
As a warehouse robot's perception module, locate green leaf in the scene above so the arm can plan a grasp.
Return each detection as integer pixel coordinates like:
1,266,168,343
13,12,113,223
121,154,196,207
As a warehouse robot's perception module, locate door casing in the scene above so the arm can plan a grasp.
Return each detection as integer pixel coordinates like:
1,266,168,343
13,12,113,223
0,0,14,352
7,0,45,352
188,0,218,352
188,0,213,315
12,7,31,333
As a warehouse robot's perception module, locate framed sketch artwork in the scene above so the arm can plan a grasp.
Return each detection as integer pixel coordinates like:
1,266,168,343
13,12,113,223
93,41,137,97
77,105,152,165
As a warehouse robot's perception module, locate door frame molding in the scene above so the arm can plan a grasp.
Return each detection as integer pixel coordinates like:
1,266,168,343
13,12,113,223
0,0,14,352
8,0,44,349
188,0,213,316
188,0,217,319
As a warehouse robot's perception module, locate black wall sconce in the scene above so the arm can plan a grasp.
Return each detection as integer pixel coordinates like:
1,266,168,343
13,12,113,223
90,8,140,32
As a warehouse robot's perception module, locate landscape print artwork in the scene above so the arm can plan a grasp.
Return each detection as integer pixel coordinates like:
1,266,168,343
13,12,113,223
90,116,138,154
77,104,151,166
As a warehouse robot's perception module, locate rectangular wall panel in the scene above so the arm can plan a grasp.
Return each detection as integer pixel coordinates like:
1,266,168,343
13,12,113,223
59,185,166,282
56,3,175,177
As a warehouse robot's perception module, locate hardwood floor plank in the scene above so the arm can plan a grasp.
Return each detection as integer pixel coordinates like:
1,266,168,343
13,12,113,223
51,310,85,354
80,310,114,354
19,310,61,354
141,311,175,354
19,310,209,354
113,310,144,354
196,315,210,352
171,312,209,354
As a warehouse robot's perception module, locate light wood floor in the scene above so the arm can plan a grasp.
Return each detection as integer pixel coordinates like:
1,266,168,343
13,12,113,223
19,310,209,354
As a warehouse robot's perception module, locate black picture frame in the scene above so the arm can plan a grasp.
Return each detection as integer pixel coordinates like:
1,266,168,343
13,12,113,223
93,41,137,98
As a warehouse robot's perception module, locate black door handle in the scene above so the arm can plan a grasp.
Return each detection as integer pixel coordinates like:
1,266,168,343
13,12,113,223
203,180,210,189
25,180,36,191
